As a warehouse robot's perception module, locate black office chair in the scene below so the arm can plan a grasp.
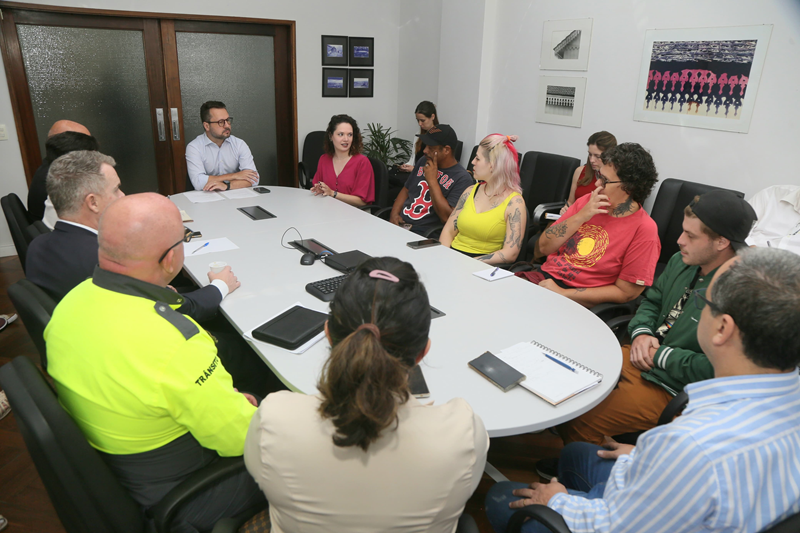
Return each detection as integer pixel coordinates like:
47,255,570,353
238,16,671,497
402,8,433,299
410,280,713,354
360,156,390,214
0,356,262,533
23,219,51,243
298,131,326,189
517,152,581,261
8,279,57,369
466,144,479,174
2,193,35,272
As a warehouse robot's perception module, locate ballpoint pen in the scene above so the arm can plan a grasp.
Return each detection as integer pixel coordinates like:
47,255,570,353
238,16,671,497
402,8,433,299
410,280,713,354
543,352,577,373
490,267,499,277
191,242,210,254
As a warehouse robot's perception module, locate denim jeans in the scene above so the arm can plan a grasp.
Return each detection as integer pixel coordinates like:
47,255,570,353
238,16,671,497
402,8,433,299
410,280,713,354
484,442,616,533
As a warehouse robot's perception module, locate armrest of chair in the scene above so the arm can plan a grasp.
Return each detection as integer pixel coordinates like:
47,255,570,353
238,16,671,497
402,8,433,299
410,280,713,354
530,201,567,234
455,512,480,533
590,301,638,324
657,389,689,426
150,457,257,533
507,505,572,533
298,162,312,189
374,206,393,221
605,314,634,344
359,204,383,215
423,223,444,239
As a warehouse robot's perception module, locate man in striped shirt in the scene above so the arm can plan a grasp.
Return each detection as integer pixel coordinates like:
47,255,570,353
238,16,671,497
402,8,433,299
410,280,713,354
486,246,800,533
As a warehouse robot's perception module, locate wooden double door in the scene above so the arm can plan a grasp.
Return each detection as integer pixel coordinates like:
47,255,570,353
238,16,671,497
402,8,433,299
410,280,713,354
0,3,297,194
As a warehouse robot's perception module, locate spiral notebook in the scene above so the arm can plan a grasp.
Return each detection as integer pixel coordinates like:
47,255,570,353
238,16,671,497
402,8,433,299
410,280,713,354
494,341,603,405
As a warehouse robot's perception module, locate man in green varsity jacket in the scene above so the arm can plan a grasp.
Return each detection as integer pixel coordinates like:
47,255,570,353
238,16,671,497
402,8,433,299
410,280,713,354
558,190,757,446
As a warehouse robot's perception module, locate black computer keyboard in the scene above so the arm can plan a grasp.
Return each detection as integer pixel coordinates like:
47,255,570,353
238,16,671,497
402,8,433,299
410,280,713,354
305,274,350,302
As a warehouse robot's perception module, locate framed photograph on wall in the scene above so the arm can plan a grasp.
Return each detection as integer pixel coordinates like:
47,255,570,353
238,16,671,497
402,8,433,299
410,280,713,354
348,69,374,97
322,68,348,97
349,37,374,67
540,18,593,71
633,25,773,133
535,76,587,128
322,35,348,66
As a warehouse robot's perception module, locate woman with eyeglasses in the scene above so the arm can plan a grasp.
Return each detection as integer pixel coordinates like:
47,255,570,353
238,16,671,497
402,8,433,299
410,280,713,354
561,131,617,215
311,114,375,207
517,143,661,308
244,257,488,532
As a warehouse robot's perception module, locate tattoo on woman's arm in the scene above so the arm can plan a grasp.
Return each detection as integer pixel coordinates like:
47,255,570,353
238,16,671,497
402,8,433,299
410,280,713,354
455,188,471,211
545,222,567,239
505,208,522,247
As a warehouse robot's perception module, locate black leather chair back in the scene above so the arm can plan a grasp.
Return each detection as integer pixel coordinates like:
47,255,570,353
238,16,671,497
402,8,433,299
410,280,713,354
466,145,479,173
649,178,744,267
0,356,144,533
8,279,57,369
299,131,326,189
2,193,34,272
24,219,51,243
454,140,463,164
366,156,389,209
518,151,581,220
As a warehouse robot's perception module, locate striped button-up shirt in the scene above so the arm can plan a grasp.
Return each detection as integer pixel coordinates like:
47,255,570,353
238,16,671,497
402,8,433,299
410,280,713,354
185,133,259,190
549,370,800,533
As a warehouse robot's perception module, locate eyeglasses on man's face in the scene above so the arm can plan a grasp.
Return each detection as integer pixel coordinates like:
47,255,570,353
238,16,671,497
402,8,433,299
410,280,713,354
692,287,722,314
206,117,233,128
158,230,197,263
598,174,623,187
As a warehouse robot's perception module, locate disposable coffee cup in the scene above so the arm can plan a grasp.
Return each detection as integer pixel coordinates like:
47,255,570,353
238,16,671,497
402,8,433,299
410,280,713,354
209,261,227,274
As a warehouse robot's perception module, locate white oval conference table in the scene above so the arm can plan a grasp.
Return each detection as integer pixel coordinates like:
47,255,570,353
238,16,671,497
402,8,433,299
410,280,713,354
171,186,622,439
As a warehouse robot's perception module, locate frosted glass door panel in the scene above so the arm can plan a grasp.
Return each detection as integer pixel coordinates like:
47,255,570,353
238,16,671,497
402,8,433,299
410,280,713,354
17,25,159,194
177,33,278,185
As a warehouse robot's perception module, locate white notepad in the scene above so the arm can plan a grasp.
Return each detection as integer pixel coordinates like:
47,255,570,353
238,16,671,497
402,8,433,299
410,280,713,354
494,341,603,405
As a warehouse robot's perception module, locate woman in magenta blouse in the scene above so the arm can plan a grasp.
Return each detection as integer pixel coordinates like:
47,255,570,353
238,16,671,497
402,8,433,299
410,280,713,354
311,114,375,207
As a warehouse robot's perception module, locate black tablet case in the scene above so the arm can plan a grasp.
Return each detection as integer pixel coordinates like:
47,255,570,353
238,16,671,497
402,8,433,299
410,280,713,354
252,306,328,350
322,250,371,273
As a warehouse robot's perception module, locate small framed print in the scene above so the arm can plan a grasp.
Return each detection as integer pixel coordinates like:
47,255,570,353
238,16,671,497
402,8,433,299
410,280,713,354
322,35,348,66
322,68,348,97
349,36,374,67
349,69,374,97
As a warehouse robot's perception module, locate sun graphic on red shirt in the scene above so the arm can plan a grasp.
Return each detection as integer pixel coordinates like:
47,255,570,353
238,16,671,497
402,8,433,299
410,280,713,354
563,224,609,268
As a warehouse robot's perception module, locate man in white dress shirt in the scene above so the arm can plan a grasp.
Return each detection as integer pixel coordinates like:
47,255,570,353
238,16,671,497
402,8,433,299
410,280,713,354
185,101,260,191
745,184,800,255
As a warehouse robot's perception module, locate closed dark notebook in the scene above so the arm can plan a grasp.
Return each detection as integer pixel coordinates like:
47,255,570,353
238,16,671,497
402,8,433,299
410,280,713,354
468,351,526,392
252,306,328,350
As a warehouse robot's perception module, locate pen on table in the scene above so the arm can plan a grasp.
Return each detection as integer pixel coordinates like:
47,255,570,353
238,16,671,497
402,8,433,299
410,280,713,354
191,242,209,254
490,267,499,277
543,352,577,373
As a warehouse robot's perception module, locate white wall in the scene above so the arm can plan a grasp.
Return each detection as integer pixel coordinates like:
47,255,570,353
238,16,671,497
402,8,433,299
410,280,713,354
0,0,408,255
483,0,800,203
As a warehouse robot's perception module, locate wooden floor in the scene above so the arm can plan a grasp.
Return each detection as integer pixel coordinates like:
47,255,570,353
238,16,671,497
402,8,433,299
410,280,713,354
0,254,560,533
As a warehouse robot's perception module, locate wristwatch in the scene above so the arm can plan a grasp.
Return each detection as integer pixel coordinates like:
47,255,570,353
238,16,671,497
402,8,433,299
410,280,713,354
333,191,338,198
223,180,231,190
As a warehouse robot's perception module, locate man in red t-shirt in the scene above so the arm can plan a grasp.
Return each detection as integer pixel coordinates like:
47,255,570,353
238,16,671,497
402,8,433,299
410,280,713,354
517,143,660,308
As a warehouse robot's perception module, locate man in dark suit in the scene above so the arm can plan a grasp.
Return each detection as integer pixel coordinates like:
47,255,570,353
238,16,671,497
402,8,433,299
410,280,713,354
26,150,238,321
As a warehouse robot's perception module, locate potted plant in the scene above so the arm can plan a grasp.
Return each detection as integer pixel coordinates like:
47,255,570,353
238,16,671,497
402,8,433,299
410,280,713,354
362,123,413,168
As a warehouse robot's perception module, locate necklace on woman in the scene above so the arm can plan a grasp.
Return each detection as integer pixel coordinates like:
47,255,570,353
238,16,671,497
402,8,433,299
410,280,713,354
483,183,506,208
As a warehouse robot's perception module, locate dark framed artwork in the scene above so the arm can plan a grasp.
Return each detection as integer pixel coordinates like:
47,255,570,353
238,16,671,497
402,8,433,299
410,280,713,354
348,36,374,67
322,68,348,97
321,35,348,66
348,69,374,97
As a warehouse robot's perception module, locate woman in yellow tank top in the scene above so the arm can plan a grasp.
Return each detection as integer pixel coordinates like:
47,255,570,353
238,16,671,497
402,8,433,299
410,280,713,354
440,134,527,264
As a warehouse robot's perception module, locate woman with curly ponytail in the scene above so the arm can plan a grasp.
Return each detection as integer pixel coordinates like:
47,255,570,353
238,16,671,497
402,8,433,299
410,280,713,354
244,257,488,532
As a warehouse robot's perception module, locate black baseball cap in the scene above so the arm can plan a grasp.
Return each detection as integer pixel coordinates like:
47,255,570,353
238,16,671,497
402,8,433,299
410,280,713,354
689,190,757,250
417,124,458,150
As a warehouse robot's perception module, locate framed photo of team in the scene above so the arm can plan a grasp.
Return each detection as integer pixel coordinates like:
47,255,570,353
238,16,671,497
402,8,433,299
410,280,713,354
321,35,374,98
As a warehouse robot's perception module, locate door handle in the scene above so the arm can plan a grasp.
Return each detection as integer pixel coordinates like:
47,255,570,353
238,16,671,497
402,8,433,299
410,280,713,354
155,108,166,141
170,108,180,141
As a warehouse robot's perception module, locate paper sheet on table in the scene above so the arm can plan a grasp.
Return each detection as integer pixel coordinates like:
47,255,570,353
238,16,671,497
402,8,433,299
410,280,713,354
219,188,260,199
473,267,515,281
183,237,238,256
183,191,225,203
242,302,327,354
